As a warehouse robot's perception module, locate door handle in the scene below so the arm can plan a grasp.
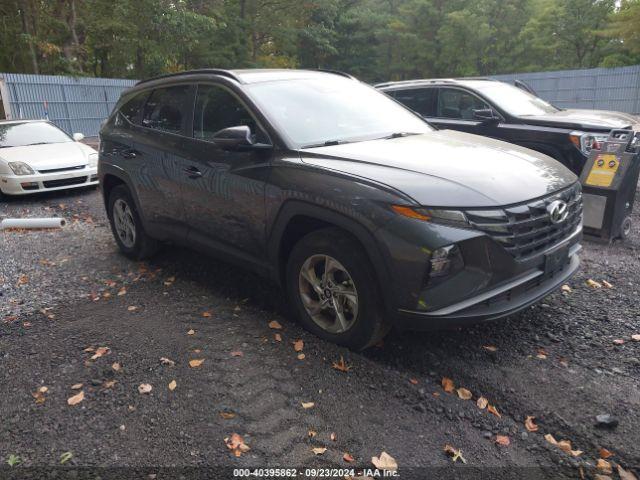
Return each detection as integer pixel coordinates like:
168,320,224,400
183,166,202,179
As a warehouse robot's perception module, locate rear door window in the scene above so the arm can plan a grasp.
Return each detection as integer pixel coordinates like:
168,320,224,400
142,85,191,135
393,88,437,117
118,91,149,125
193,84,267,143
437,88,490,119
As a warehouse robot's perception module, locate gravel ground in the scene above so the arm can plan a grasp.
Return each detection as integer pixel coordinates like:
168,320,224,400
1,186,639,479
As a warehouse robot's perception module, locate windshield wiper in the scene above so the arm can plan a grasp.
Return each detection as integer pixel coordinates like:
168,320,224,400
378,132,421,140
301,139,350,149
25,142,49,146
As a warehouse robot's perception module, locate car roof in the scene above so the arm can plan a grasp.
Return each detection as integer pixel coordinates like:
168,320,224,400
134,68,355,87
0,119,48,125
375,78,499,90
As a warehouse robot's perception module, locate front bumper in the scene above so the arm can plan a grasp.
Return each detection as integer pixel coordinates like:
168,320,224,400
0,166,98,195
396,242,581,330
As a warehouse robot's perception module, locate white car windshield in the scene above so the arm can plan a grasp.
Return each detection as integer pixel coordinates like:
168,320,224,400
0,122,72,148
246,76,432,148
473,82,559,117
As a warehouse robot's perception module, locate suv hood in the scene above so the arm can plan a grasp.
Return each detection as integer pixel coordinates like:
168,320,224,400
520,109,640,131
300,130,576,207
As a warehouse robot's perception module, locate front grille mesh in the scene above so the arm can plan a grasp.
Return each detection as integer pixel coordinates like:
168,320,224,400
465,183,582,260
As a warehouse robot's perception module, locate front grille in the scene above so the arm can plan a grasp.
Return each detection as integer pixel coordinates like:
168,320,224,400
43,176,88,188
38,165,86,174
465,183,582,260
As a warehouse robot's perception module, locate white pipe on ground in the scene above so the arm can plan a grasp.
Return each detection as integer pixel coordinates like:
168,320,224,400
0,218,66,230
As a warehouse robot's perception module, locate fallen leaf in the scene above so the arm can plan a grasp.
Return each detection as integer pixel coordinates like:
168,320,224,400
544,434,582,456
443,444,467,464
561,284,572,293
536,347,548,359
587,279,602,289
168,380,177,391
138,383,152,394
301,401,315,409
112,362,121,371
525,416,539,432
597,459,613,474
224,433,250,457
187,329,195,335
16,274,29,286
307,430,317,438
230,350,244,357
83,346,95,352
202,311,212,317
127,306,137,311
613,339,625,345
274,333,282,342
343,453,354,463
293,339,304,352
160,357,175,366
632,334,640,342
59,451,73,465
91,346,110,360
442,377,455,393
371,451,398,471
297,353,305,360
117,287,127,296
456,387,472,400
409,378,418,385
189,359,205,368
483,345,497,352
495,435,510,446
330,432,337,441
67,390,84,406
312,447,327,455
268,320,282,330
32,388,47,404
599,447,614,459
617,464,638,480
332,356,352,373
103,380,116,389
71,383,83,390
594,475,613,480
477,396,488,409
602,280,613,288
219,411,236,419
487,404,502,418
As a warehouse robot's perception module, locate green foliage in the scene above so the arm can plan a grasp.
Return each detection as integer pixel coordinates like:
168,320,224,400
0,0,637,81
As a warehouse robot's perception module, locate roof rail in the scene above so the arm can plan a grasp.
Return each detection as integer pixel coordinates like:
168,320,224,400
316,69,356,80
135,69,242,86
374,78,459,88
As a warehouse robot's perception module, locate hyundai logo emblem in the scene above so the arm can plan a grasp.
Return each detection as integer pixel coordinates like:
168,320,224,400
547,200,569,224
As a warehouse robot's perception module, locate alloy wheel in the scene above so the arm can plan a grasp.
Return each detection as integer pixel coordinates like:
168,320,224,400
298,254,359,334
113,198,137,249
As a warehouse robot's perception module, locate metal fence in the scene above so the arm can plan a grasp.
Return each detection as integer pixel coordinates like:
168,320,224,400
0,73,136,137
491,65,640,114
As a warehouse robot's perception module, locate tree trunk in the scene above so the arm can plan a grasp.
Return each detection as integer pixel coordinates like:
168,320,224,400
18,0,39,74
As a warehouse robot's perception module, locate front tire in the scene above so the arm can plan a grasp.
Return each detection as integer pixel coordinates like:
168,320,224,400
107,184,158,259
286,227,390,350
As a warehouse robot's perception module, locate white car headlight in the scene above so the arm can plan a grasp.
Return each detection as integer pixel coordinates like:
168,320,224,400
88,153,98,167
8,161,35,176
570,131,608,156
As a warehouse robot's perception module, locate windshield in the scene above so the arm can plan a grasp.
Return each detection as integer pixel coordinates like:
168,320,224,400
473,82,559,116
0,121,72,148
245,76,432,148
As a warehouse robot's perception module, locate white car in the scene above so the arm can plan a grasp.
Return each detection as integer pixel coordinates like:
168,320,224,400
0,120,98,198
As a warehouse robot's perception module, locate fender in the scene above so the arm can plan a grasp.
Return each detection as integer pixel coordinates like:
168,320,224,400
99,162,152,231
267,200,396,316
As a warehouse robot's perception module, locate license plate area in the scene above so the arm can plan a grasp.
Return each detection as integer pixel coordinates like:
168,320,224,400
544,244,570,274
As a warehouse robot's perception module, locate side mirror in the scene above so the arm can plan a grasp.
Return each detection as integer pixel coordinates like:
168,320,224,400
211,125,271,151
73,132,85,142
472,108,499,123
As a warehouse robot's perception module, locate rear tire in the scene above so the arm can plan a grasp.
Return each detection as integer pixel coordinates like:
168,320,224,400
620,216,632,240
286,227,390,350
107,184,158,260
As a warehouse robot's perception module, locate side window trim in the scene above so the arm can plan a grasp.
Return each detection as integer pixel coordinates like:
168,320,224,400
192,82,272,146
434,87,495,121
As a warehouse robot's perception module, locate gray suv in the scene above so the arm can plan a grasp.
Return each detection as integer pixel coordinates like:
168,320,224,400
99,69,582,350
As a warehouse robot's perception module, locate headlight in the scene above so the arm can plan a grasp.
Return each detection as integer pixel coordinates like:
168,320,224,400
570,131,608,156
392,205,470,229
88,153,98,167
8,161,35,175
